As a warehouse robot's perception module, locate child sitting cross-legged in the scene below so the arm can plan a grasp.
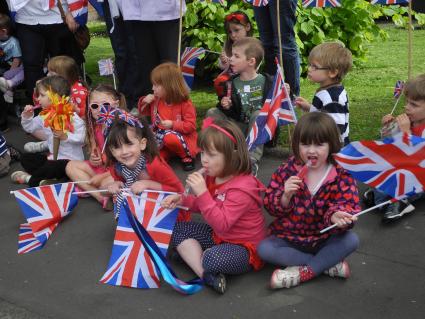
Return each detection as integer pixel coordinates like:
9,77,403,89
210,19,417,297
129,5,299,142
259,112,360,289
208,37,273,176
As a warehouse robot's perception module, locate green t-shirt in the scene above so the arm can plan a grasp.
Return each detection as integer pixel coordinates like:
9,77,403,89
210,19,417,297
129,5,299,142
233,74,265,123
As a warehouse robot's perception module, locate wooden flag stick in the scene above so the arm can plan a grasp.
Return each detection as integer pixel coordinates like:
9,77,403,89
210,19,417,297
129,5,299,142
407,0,413,80
390,94,402,115
177,0,183,66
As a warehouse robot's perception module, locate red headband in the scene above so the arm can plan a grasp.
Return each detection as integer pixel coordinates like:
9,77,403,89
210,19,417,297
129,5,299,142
225,13,246,24
202,117,237,144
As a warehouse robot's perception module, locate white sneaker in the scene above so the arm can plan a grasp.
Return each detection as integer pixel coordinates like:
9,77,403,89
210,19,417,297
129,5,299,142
270,266,301,289
324,260,351,278
24,141,49,153
0,77,9,93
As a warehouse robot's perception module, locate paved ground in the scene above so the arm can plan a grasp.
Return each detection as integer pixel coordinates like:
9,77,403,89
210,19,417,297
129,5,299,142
1,116,425,319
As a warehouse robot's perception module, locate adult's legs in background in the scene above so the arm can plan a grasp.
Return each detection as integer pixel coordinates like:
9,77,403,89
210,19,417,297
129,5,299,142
254,0,300,97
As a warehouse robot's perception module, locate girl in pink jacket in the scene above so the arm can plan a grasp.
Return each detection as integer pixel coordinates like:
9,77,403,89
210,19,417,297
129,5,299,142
162,118,266,294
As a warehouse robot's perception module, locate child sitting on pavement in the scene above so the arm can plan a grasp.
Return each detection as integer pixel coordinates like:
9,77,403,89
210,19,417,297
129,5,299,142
363,73,425,222
208,37,273,176
295,42,353,146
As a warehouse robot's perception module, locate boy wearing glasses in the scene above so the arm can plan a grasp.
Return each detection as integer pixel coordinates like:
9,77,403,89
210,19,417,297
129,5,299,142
295,42,353,145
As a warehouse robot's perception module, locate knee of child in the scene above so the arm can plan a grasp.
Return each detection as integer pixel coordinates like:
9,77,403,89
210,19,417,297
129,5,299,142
343,231,360,252
257,238,274,260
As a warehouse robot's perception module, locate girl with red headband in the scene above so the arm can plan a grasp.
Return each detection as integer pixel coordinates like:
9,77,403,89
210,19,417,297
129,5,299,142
162,118,266,294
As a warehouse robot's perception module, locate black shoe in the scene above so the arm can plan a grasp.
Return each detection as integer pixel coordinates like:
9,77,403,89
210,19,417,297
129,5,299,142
7,144,21,162
203,272,226,294
362,188,375,207
382,200,415,222
182,157,195,171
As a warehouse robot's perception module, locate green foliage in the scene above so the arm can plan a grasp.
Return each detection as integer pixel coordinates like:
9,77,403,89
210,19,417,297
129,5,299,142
183,0,424,77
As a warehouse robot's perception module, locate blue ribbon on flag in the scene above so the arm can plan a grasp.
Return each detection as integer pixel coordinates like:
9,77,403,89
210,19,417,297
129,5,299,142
124,202,203,295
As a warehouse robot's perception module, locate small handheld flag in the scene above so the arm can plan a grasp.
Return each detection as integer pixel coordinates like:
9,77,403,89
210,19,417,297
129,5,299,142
393,80,404,98
98,58,114,76
370,0,409,5
180,47,205,90
302,0,341,7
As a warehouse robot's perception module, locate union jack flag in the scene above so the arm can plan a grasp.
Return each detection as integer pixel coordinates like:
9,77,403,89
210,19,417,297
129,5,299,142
180,47,205,90
67,0,89,26
98,58,114,76
334,133,425,199
200,0,226,4
96,104,118,127
370,0,409,4
246,64,297,151
302,0,341,7
117,109,143,129
394,80,404,98
100,193,179,288
243,0,269,6
13,183,78,254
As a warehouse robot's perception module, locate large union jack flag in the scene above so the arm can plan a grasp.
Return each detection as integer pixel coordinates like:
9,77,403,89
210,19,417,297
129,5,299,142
246,63,297,151
180,47,205,90
370,0,409,4
243,0,269,6
334,133,425,199
303,0,341,7
100,193,179,288
13,183,78,254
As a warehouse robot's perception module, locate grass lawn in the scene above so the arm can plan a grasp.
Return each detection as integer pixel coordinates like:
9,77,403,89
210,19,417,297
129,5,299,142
85,23,425,143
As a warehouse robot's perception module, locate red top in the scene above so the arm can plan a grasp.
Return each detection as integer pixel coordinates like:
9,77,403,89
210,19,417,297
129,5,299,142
110,156,189,221
411,123,425,138
183,174,267,270
71,81,88,118
138,97,199,158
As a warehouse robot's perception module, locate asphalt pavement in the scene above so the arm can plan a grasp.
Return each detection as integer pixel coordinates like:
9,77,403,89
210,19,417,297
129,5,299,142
1,116,424,319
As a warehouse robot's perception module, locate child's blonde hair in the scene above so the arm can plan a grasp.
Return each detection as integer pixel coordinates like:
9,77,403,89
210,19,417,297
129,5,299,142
308,42,353,83
291,112,342,165
47,55,80,85
36,75,70,97
150,62,189,105
404,73,425,101
224,11,253,57
198,119,251,177
232,37,264,68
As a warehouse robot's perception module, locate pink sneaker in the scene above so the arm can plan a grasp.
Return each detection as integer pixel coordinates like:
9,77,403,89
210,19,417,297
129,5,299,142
324,260,351,279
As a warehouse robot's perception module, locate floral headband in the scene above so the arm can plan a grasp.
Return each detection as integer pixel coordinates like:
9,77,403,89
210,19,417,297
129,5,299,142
202,117,236,144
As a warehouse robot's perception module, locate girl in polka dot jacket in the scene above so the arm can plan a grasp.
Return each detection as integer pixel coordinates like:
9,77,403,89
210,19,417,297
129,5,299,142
259,112,360,289
162,118,266,294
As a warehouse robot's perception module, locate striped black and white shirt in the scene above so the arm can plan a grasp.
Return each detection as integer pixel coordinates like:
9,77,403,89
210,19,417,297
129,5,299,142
310,85,349,145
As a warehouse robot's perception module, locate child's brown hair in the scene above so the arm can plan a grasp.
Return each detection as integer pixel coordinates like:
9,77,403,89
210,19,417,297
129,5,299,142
308,42,353,83
105,118,158,166
47,55,80,85
150,62,189,105
198,119,251,177
224,11,253,57
404,73,425,101
0,14,11,34
291,112,342,165
36,75,71,97
232,37,264,68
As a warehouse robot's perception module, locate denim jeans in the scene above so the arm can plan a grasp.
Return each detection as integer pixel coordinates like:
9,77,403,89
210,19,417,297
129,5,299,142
253,0,300,97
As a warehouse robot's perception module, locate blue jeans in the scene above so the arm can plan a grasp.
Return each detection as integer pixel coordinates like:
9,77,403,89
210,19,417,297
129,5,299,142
258,232,359,275
253,0,300,97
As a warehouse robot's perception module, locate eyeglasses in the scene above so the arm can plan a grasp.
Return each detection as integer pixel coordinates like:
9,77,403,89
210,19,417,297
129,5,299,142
90,102,111,109
225,13,246,23
308,64,330,71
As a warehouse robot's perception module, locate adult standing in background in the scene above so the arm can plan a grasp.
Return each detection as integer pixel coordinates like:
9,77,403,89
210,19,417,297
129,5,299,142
101,0,140,109
116,0,185,97
253,0,300,97
8,0,78,102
